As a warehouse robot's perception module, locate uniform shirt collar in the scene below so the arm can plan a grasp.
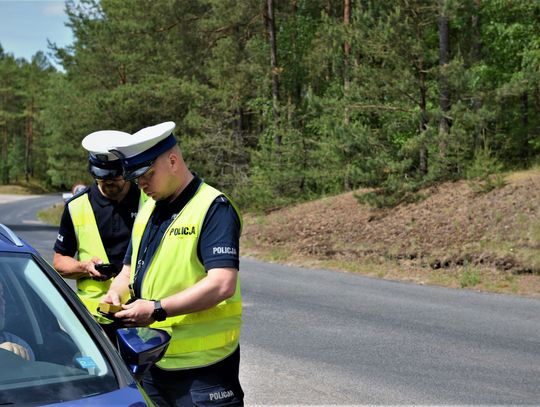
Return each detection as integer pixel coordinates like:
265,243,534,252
91,182,139,207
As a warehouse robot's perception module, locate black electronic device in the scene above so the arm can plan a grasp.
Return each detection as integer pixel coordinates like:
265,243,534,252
94,263,119,280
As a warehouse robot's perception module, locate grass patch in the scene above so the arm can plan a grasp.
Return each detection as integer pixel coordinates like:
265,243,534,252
429,270,457,287
241,242,292,263
266,247,292,262
484,274,518,293
481,218,540,272
37,203,64,226
459,264,481,288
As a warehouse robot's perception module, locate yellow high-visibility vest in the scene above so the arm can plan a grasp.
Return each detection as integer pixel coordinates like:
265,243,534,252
131,182,242,370
69,190,147,320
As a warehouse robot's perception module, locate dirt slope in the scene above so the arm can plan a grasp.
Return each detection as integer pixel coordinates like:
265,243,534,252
241,170,540,297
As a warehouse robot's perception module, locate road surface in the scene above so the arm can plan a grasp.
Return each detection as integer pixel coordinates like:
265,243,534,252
1,194,539,405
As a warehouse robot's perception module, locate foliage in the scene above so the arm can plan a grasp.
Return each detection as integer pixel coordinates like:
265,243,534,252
0,0,538,209
466,146,505,194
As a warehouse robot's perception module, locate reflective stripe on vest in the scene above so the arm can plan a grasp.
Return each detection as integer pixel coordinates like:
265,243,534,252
131,182,243,369
68,193,111,318
138,189,150,208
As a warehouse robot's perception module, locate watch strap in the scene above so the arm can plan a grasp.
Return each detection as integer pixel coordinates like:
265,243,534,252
153,300,167,321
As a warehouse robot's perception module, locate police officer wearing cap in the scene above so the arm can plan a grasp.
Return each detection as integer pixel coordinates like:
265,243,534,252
103,122,244,406
53,130,146,329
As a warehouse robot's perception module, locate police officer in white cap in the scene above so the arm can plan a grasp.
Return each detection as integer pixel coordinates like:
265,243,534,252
53,130,146,333
103,122,244,406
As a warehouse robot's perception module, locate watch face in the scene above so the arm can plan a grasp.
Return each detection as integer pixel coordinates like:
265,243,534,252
153,301,167,321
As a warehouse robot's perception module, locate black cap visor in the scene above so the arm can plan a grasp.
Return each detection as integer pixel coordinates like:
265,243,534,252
123,160,154,181
89,165,123,180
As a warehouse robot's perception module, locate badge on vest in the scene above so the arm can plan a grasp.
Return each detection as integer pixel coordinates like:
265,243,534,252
168,225,197,237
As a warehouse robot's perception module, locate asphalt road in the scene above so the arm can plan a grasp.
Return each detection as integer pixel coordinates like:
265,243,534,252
0,194,62,262
1,194,540,405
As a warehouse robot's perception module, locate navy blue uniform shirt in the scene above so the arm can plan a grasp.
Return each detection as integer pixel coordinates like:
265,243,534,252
54,182,141,270
124,175,241,299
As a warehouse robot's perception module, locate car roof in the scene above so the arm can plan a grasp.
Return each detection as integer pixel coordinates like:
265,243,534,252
0,223,37,255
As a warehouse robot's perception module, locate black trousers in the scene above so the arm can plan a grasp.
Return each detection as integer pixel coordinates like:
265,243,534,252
142,346,244,407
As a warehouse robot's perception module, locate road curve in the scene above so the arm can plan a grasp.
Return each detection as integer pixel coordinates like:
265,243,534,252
0,194,62,262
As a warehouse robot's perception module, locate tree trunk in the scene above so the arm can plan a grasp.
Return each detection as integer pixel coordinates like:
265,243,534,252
236,107,245,139
343,0,351,125
521,92,529,161
471,0,483,152
419,58,428,176
438,0,451,157
471,0,482,62
413,0,429,177
290,0,301,106
266,0,280,145
534,87,540,141
2,125,8,184
25,99,34,182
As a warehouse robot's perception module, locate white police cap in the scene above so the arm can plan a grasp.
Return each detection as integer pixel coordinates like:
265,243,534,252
82,130,131,162
82,130,131,179
110,121,177,181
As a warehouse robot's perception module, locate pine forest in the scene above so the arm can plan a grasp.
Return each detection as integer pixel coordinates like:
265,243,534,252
0,0,539,210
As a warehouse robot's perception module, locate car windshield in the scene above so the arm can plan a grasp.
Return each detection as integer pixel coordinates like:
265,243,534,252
0,252,118,404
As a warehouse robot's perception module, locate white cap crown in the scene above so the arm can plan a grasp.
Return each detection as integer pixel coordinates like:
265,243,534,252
82,130,132,162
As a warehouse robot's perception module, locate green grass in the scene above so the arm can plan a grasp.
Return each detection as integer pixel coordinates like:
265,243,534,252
429,271,456,287
459,265,481,288
484,274,518,293
266,247,292,262
37,203,64,226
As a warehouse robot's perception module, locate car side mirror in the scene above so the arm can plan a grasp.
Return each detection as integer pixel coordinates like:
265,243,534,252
116,327,170,380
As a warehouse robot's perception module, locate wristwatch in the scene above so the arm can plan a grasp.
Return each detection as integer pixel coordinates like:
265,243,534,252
152,300,168,322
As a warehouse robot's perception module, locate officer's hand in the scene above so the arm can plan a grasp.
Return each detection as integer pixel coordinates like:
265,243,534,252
115,299,154,327
102,290,122,306
0,342,31,360
82,257,106,280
